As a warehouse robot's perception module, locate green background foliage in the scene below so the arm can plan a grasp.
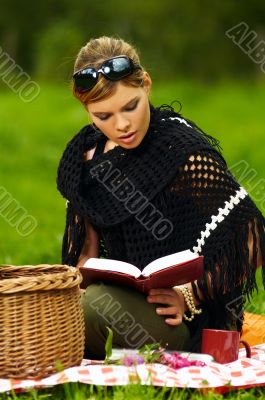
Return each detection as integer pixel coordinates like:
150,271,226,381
1,0,265,83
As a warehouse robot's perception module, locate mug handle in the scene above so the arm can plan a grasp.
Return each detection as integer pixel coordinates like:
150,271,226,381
239,340,251,358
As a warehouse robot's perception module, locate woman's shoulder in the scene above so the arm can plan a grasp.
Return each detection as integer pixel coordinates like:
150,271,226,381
66,124,95,147
57,125,102,185
59,124,103,160
57,124,101,197
154,106,228,172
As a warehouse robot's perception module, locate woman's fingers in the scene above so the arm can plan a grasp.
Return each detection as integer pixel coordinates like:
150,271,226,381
156,306,178,315
156,306,182,325
147,294,175,305
147,289,184,326
165,315,183,326
148,288,176,297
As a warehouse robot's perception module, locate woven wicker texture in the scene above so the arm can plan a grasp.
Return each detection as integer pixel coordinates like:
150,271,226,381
0,264,84,379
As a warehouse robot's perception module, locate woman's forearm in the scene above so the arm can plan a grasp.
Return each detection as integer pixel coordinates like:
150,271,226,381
76,255,90,268
76,217,99,268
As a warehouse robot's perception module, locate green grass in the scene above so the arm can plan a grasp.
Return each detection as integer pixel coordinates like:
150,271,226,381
1,381,265,399
0,79,264,398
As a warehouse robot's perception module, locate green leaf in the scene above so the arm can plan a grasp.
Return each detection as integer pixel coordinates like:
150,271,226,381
105,326,113,361
138,342,163,363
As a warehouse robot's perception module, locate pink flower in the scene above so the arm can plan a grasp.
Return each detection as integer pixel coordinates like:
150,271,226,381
159,352,206,370
121,354,145,366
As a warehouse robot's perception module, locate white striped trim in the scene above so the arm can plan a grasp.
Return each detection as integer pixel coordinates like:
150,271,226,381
161,116,192,128
193,186,248,255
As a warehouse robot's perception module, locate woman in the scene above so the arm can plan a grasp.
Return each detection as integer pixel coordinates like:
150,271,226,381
57,36,265,359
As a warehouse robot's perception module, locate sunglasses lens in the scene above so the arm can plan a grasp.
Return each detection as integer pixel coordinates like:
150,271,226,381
73,57,139,93
102,57,132,80
74,68,97,92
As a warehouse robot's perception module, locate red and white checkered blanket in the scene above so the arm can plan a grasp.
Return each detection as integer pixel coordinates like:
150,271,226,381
1,345,265,393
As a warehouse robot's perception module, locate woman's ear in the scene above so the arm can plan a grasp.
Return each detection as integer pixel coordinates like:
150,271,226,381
142,71,152,95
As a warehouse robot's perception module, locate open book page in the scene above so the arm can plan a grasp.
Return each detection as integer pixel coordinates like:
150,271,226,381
142,250,198,277
82,258,142,278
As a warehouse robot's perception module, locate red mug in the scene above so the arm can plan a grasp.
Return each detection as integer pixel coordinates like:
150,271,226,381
201,329,251,364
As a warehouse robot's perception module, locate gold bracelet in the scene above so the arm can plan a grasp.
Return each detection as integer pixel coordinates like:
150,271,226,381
175,285,202,321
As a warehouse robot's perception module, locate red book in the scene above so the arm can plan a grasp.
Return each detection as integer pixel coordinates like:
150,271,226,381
79,250,203,293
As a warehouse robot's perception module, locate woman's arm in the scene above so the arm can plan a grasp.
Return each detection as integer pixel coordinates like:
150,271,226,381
186,218,263,307
76,145,99,267
148,225,263,325
145,220,264,325
76,217,99,268
148,152,265,325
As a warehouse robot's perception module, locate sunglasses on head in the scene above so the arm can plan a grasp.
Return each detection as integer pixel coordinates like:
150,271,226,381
73,55,142,93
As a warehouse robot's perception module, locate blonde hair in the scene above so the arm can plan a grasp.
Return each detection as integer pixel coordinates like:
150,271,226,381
72,36,145,105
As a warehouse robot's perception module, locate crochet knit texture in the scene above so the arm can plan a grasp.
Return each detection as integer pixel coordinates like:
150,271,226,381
57,103,265,352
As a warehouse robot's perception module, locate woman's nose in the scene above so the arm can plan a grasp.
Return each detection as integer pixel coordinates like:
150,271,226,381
115,114,131,132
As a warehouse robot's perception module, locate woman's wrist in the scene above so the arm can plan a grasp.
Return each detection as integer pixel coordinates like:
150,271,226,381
186,282,203,307
76,255,89,268
173,287,189,313
173,283,203,322
173,282,201,307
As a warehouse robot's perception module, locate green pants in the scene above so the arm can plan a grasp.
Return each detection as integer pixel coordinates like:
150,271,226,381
81,282,191,359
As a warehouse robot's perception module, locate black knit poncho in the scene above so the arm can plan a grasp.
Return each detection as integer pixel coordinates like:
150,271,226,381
56,102,265,352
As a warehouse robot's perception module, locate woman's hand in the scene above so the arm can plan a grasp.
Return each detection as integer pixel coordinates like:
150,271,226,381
146,288,187,326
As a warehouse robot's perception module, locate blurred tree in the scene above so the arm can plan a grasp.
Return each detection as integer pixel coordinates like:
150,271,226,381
34,20,83,83
0,0,264,82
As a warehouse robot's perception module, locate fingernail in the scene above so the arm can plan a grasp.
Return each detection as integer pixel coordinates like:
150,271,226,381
156,308,162,313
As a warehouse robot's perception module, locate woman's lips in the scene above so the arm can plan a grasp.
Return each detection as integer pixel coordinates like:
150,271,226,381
119,131,137,144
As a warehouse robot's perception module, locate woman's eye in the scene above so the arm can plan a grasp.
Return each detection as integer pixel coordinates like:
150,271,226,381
98,102,138,121
125,102,138,111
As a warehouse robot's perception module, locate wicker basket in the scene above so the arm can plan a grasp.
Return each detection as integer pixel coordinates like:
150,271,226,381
0,264,85,379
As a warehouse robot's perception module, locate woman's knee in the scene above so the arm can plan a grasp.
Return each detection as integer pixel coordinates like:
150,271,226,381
82,282,111,328
81,283,191,353
81,283,113,357
81,283,140,351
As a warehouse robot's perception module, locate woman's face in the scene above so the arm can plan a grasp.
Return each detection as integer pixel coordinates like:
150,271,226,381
86,72,152,149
